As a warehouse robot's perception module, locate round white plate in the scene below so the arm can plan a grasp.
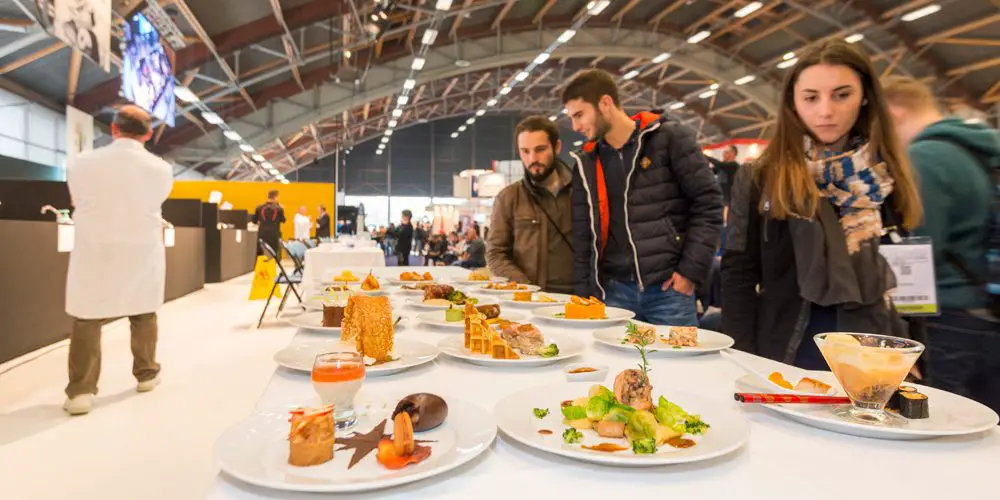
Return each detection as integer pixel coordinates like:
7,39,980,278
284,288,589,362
273,339,439,377
405,297,496,310
415,309,528,330
592,324,734,355
477,284,542,295
451,277,509,286
531,305,635,327
494,382,748,466
734,375,999,440
215,398,496,493
385,277,437,286
438,333,583,367
303,292,386,311
499,293,573,308
288,311,342,334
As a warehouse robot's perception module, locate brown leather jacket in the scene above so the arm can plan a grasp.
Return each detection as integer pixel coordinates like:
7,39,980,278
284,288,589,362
486,160,574,293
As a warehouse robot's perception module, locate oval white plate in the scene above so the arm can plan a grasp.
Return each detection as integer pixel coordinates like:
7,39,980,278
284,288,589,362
405,297,496,310
499,293,573,308
415,309,528,330
494,382,748,466
438,333,583,367
721,351,841,396
288,311,342,334
592,324,734,356
531,305,635,327
273,339,439,377
477,284,542,295
215,398,496,493
734,375,998,440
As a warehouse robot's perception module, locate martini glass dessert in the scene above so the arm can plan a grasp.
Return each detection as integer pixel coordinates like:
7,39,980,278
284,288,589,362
814,333,924,426
312,352,366,431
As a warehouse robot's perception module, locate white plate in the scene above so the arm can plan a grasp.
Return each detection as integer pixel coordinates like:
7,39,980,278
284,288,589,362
721,351,842,396
531,305,635,327
499,293,573,308
273,339,439,377
438,333,583,367
405,297,496,310
451,277,509,286
215,397,496,493
288,311,342,334
494,382,749,466
385,277,438,286
415,309,528,330
477,284,542,295
734,375,999,440
592,324,734,356
303,291,387,311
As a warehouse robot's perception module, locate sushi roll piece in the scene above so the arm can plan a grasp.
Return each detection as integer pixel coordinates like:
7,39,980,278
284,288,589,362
898,391,930,419
887,386,917,412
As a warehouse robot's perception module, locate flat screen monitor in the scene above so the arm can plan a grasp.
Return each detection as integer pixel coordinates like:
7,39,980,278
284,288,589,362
121,13,175,127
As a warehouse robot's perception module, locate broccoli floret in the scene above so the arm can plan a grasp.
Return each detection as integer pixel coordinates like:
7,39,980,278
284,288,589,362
562,427,584,444
685,417,710,435
631,437,657,454
539,343,560,357
533,408,550,419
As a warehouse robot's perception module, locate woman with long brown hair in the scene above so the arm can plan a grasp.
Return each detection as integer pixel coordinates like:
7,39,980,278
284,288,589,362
721,40,923,368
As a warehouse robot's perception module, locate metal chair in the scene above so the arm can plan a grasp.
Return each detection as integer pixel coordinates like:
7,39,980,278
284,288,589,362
257,239,303,328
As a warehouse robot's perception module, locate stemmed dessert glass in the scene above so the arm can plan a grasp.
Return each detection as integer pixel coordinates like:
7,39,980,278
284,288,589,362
312,352,366,431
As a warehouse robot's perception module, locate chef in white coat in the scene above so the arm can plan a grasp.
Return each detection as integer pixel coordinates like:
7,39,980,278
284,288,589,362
63,105,174,415
293,205,312,241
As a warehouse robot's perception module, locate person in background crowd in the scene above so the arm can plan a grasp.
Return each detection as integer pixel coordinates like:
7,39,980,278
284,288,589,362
487,115,574,294
63,105,173,415
395,210,414,266
315,205,331,240
562,68,722,325
414,222,427,257
293,206,312,241
425,233,447,265
722,40,923,369
253,190,286,258
883,76,1000,413
442,231,461,265
385,223,397,257
707,144,742,206
455,227,487,269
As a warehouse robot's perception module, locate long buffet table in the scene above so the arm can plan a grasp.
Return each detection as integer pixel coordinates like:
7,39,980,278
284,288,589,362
207,266,999,500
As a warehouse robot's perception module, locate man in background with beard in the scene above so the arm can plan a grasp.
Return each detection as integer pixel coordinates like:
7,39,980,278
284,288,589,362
487,116,574,294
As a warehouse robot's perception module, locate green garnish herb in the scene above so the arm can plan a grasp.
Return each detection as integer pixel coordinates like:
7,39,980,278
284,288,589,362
533,408,550,419
625,323,655,381
562,427,583,444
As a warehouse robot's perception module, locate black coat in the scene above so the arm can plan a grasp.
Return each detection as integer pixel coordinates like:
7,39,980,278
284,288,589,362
569,112,723,299
316,213,331,238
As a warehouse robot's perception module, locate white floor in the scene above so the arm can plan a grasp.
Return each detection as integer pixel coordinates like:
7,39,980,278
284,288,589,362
0,275,294,500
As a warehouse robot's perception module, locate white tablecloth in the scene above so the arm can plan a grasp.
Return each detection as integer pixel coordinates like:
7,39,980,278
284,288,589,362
302,246,386,292
208,267,1000,500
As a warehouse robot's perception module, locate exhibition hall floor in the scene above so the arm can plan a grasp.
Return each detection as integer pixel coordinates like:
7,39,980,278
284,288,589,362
0,275,289,500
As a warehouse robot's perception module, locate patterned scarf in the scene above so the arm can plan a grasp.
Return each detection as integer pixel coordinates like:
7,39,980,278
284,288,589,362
806,138,894,254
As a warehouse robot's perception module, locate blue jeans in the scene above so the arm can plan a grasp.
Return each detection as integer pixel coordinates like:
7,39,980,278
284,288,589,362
604,280,698,326
925,309,1000,415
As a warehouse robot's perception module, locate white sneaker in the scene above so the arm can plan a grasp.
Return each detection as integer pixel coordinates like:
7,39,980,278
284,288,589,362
63,394,94,415
137,376,161,393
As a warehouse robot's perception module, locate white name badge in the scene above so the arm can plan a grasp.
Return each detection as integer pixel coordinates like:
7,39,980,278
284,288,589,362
879,236,938,316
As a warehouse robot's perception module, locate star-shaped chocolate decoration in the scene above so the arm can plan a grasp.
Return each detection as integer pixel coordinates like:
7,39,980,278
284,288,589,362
334,419,387,469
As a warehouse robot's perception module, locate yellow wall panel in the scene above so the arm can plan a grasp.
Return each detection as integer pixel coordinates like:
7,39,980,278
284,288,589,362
169,180,335,238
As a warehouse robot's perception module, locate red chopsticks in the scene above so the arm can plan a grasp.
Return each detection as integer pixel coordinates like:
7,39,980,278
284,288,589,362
734,393,851,405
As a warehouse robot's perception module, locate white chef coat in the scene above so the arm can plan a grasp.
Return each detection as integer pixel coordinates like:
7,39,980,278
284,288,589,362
65,138,174,319
294,213,312,240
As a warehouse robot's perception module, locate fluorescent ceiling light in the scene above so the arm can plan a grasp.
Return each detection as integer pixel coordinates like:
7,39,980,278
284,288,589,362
392,109,403,118
476,109,486,116
515,71,529,81
533,53,551,65
699,90,717,99
777,58,798,69
499,87,511,95
251,154,265,162
422,29,438,45
388,119,398,127
734,75,756,86
687,30,711,44
239,144,254,152
573,140,583,146
451,132,458,138
783,51,796,61
403,79,416,90
486,98,498,107
548,115,557,121
623,70,640,80
557,30,577,43
381,137,389,144
435,0,452,11
845,33,865,44
669,102,685,110
261,162,272,169
397,95,409,105
281,179,290,184
201,111,223,125
709,83,720,90
652,52,671,64
174,86,199,103
384,129,393,136
734,2,762,18
901,4,941,22
344,50,351,59
458,125,467,131
223,130,242,141
587,1,610,15
376,150,383,155
411,57,425,70
466,118,475,124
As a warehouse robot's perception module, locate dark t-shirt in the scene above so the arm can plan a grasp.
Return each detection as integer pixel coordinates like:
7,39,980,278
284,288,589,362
465,238,487,267
597,122,640,283
252,202,286,233
396,222,414,253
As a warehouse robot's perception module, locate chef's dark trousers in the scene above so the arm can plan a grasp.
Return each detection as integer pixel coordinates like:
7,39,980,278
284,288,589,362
65,313,160,398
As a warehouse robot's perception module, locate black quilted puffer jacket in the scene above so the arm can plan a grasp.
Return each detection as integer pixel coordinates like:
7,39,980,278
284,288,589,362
569,112,723,299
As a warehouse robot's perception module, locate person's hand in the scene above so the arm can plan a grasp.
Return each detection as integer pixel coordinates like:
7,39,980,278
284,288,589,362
662,272,695,296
